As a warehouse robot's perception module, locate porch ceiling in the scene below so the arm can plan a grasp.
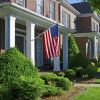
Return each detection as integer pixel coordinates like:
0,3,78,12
0,2,75,34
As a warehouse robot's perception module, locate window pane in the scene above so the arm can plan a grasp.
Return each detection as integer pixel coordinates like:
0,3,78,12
36,0,44,15
62,10,70,28
50,0,55,20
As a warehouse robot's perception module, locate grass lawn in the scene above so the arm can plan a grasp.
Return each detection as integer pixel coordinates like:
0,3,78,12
73,87,100,100
97,68,100,72
96,79,100,84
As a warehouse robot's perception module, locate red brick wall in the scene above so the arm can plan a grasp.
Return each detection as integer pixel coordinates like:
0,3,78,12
76,17,91,33
9,0,59,22
75,37,88,56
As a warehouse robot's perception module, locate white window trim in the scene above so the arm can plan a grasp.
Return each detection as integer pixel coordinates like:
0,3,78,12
16,0,25,7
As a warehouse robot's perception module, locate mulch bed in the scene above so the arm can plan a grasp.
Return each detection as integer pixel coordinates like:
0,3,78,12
41,86,86,100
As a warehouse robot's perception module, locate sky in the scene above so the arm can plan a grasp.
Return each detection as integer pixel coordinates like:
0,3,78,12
67,0,81,4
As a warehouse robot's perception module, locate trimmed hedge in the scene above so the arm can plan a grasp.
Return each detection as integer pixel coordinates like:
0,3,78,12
53,77,72,90
40,73,57,84
40,73,72,90
10,76,44,100
64,69,76,79
43,85,62,97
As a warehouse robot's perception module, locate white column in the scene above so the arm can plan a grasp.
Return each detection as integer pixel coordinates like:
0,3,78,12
5,15,16,49
54,57,60,71
63,33,68,70
93,36,97,59
26,21,35,65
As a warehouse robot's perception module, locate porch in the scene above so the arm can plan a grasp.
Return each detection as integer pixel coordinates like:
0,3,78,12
0,2,75,71
73,32,100,61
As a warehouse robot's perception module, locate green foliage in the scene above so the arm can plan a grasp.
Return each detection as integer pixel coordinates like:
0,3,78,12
70,52,91,67
0,76,45,100
68,34,91,68
40,73,57,84
80,64,97,78
0,48,45,100
68,34,79,67
0,84,12,100
73,87,100,100
88,0,100,10
73,67,83,77
64,69,76,79
0,48,38,84
10,76,44,100
53,77,72,90
96,62,100,67
68,34,79,55
43,85,62,97
40,73,72,91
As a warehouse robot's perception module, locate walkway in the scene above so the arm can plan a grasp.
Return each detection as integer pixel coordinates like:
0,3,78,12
74,83,100,87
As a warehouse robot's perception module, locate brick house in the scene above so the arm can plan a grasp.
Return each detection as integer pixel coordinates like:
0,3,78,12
0,0,79,71
72,2,100,61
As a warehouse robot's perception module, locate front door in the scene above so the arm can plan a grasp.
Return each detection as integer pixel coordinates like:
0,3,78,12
15,34,25,54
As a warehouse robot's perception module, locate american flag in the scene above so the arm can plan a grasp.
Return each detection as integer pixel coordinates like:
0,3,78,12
42,24,60,59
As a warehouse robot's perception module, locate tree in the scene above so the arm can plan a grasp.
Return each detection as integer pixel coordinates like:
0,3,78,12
88,0,100,10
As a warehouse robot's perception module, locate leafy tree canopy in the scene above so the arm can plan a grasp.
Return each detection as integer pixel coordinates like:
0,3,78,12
88,0,100,12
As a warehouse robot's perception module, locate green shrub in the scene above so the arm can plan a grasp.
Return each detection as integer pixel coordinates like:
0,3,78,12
97,62,100,67
73,67,83,77
0,48,38,84
40,73,57,84
0,48,44,100
10,76,44,100
0,84,12,100
53,77,72,90
64,69,76,79
80,64,97,78
68,34,79,55
68,34,80,67
71,52,91,67
41,73,72,91
43,85,62,97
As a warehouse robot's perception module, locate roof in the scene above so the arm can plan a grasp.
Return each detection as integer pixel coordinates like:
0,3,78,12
71,2,93,14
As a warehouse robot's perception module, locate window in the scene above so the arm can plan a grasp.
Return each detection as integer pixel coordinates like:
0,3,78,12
36,0,44,15
50,0,55,20
62,10,70,28
16,0,25,6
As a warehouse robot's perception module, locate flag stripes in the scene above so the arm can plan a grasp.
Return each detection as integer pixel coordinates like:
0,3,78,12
42,24,60,59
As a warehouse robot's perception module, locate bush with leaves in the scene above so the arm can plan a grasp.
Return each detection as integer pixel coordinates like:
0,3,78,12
53,77,72,90
0,48,44,100
71,52,91,67
43,85,62,97
64,69,76,79
40,73,57,84
0,48,38,84
40,73,72,90
80,64,97,78
10,76,45,100
68,34,79,67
